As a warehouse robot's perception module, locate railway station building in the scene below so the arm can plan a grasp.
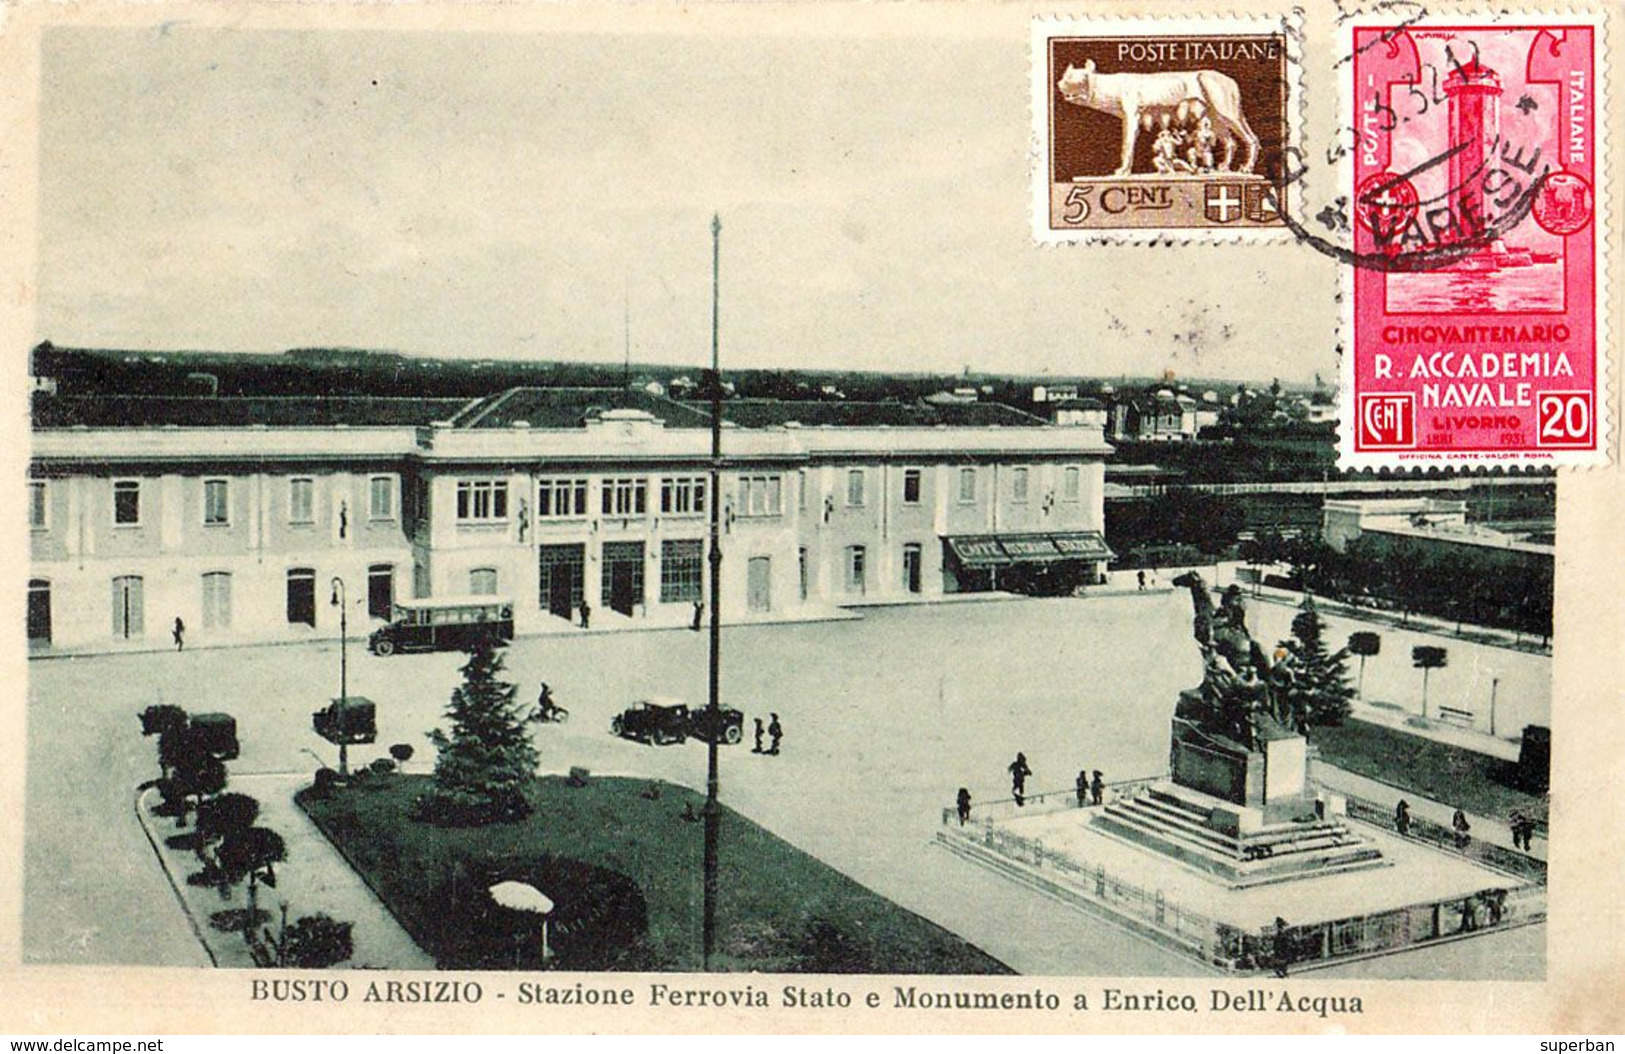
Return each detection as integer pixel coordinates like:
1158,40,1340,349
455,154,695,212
28,389,1112,651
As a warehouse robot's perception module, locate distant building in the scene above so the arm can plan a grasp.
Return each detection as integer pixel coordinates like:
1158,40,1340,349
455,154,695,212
1322,497,1553,571
1047,397,1108,429
1107,392,1199,441
1032,384,1080,404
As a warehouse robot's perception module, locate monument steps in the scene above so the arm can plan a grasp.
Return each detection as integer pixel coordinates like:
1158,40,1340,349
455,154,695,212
1097,786,1387,889
1123,793,1366,856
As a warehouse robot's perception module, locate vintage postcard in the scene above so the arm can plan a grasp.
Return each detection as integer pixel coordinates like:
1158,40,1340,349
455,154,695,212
1339,17,1611,468
0,0,1621,1039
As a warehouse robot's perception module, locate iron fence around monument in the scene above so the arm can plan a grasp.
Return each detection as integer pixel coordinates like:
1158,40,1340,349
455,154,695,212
938,780,1548,974
940,775,1165,828
1341,795,1548,885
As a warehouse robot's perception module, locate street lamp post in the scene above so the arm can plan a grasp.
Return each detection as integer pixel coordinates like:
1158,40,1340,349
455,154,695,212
330,576,350,775
702,212,723,971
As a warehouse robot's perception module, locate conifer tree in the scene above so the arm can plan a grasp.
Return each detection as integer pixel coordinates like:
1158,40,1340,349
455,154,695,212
1279,598,1355,727
422,640,538,825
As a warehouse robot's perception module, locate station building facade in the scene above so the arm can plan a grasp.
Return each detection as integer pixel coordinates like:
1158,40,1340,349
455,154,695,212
28,389,1112,651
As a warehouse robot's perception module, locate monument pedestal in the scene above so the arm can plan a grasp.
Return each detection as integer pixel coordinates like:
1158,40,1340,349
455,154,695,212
1090,709,1385,889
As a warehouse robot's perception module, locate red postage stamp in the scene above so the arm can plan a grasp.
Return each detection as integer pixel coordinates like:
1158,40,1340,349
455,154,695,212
1031,15,1299,242
1342,20,1610,467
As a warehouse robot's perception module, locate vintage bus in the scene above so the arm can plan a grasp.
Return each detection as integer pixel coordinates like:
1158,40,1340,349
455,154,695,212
367,595,515,655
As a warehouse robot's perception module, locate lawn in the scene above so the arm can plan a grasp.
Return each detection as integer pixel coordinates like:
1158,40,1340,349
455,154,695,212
298,774,1011,974
1312,719,1547,826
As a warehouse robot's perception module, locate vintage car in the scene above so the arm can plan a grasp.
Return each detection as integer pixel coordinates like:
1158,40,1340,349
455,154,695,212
611,697,744,747
611,697,692,745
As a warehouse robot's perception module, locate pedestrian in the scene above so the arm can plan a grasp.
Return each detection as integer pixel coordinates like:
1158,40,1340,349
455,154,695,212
767,713,783,755
752,718,765,754
1008,752,1031,806
1137,570,1146,592
956,787,972,826
1272,916,1291,978
1452,807,1471,850
1091,769,1104,806
578,599,592,629
172,617,185,652
1508,811,1524,851
1395,799,1411,837
691,599,704,632
1075,769,1089,808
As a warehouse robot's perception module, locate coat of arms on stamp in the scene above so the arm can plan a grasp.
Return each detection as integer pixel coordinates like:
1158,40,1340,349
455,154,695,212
1032,15,1297,242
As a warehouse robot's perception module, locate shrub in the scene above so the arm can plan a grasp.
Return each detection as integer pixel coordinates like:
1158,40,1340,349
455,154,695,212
280,914,355,968
312,767,340,795
389,743,415,766
370,757,397,777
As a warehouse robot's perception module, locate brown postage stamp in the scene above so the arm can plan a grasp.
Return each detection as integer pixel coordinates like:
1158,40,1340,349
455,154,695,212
1032,15,1300,242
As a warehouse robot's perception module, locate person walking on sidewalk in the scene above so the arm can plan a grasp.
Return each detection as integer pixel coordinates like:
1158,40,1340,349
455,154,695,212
767,713,783,755
691,600,704,632
1008,752,1032,806
1075,769,1089,808
1137,570,1146,592
578,599,592,630
1452,807,1472,850
1091,769,1105,806
956,787,972,826
752,718,765,754
1395,799,1411,837
172,617,186,652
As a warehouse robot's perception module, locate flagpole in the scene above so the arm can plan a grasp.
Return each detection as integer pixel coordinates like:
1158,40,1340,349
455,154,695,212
702,213,723,970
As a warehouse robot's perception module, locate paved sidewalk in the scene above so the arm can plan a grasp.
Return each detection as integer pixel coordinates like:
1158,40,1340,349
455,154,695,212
1312,761,1547,861
136,775,433,969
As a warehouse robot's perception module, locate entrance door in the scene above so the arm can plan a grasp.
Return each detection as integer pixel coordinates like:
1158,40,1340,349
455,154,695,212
600,542,644,617
610,562,637,616
748,556,772,613
112,575,144,639
368,564,394,620
286,568,316,627
540,544,585,619
27,579,51,645
903,544,922,594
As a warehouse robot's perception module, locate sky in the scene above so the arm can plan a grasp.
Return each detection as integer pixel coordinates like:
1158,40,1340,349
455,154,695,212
37,22,1338,384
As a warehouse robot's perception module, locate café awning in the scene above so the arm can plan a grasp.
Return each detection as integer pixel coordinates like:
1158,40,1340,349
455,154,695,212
945,531,1114,568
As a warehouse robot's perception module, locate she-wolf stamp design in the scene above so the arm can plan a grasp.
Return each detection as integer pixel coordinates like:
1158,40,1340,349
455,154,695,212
1343,20,1608,467
1032,15,1297,242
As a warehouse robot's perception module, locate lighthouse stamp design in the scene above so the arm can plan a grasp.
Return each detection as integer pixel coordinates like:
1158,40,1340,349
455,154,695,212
1343,21,1609,468
1032,15,1299,243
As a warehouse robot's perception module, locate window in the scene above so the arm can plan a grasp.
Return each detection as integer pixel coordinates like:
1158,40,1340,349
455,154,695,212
846,545,867,594
846,469,866,507
1063,465,1081,501
537,478,589,519
902,469,922,505
113,479,141,525
369,476,396,520
456,479,509,521
368,564,394,620
286,568,315,627
29,481,47,530
738,475,783,517
958,467,977,504
601,477,648,517
288,478,314,524
660,539,704,603
1013,467,1030,503
660,477,707,516
470,568,499,595
201,572,232,630
203,479,230,525
798,470,808,510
